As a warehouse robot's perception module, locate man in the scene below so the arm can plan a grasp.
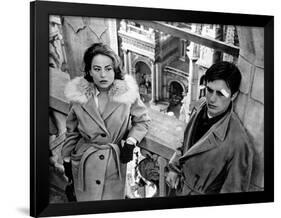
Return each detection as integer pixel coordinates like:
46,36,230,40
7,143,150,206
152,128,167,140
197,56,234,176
166,61,254,195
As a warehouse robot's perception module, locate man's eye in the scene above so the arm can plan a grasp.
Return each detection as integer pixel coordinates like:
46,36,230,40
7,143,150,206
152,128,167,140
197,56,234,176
206,87,213,93
217,91,224,97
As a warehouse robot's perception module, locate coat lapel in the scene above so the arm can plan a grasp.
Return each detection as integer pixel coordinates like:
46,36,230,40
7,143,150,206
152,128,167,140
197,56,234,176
181,133,218,159
184,109,200,151
183,98,207,152
102,100,122,121
181,102,232,159
81,96,109,135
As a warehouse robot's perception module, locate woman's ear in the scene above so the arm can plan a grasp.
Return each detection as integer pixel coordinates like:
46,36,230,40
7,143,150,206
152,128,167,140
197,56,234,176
231,92,238,101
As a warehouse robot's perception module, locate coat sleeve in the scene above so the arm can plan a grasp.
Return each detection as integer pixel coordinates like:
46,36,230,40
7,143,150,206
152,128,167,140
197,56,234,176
168,128,187,174
127,95,151,144
61,106,81,159
168,112,194,174
168,150,182,174
168,98,206,174
220,141,254,193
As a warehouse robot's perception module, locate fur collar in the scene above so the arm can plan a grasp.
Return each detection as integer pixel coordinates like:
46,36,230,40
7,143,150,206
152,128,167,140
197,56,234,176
64,74,139,105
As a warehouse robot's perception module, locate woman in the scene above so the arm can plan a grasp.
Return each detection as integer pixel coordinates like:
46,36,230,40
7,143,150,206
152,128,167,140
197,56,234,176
61,43,150,201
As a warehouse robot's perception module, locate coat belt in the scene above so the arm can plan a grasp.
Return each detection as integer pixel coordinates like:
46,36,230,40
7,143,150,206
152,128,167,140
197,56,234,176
72,143,122,192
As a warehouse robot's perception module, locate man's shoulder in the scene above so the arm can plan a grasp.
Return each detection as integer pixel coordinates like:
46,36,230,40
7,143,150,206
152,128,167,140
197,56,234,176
229,112,247,133
228,112,253,148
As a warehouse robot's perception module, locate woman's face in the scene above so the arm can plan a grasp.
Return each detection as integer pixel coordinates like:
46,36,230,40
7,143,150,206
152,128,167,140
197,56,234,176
90,54,115,90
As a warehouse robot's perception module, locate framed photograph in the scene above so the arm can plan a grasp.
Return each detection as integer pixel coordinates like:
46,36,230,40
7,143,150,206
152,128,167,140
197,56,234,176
30,0,274,217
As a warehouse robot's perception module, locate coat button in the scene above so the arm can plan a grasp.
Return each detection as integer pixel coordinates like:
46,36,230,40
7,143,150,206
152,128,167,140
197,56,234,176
96,180,101,185
99,155,104,160
100,133,106,137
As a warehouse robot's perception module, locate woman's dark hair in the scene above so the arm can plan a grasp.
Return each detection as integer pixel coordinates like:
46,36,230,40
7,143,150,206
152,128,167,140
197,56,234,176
83,43,125,82
205,61,242,95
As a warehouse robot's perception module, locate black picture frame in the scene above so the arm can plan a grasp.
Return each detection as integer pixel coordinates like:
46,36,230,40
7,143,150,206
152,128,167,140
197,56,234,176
30,0,274,217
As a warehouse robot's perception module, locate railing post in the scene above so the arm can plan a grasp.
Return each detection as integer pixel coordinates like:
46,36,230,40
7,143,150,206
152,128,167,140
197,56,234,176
157,156,167,197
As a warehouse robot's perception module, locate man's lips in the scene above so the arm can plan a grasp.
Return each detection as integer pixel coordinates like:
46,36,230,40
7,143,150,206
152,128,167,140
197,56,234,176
208,104,217,109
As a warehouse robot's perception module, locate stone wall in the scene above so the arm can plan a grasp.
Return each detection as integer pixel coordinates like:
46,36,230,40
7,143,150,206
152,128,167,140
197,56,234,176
235,26,264,189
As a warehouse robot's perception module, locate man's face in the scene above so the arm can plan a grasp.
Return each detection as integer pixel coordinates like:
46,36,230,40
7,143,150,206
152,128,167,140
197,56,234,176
206,80,233,117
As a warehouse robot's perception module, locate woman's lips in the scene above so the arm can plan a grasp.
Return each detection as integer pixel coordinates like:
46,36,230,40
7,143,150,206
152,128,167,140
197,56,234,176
100,80,108,84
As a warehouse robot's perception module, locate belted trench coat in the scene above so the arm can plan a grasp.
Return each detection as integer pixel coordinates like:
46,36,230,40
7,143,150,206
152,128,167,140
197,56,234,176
169,98,254,195
61,74,150,201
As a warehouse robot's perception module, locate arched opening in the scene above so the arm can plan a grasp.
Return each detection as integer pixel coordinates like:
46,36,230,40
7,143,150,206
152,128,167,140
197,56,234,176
167,81,184,118
135,61,152,103
169,81,183,105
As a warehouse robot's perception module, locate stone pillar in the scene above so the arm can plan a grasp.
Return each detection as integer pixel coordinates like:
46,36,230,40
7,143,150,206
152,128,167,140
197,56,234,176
158,156,168,197
154,62,161,101
212,24,223,63
186,26,200,107
107,19,119,54
123,49,128,74
163,69,168,100
223,25,236,63
189,58,199,107
191,60,200,101
128,51,132,75
150,62,155,104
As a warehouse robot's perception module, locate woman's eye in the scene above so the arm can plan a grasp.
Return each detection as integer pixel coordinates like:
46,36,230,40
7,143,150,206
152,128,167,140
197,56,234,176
106,67,113,71
93,67,100,71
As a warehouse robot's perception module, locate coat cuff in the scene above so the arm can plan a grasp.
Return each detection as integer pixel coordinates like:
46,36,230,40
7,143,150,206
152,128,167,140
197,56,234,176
126,137,137,145
168,152,182,174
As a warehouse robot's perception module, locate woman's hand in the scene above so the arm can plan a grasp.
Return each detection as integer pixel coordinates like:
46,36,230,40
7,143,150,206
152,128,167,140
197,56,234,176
166,171,180,189
120,142,135,163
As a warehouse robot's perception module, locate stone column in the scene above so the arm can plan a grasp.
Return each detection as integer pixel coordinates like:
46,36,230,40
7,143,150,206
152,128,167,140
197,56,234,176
223,25,236,62
107,19,118,54
212,24,223,63
154,62,161,101
191,60,199,101
123,49,128,74
150,62,155,104
186,39,200,108
188,58,199,107
162,69,168,100
128,51,132,75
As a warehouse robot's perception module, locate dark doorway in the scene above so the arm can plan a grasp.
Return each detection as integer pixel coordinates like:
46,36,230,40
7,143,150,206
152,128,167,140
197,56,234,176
135,61,152,103
167,81,184,118
169,81,183,106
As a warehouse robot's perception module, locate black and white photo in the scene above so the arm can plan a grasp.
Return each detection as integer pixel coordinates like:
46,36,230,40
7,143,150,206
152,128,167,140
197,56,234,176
30,1,274,216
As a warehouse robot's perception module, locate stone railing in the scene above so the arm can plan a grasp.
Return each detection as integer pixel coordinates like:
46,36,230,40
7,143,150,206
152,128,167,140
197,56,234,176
127,24,155,40
135,21,240,57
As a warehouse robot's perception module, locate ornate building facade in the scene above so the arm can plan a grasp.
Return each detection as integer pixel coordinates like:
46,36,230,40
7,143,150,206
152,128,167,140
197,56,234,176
118,20,190,115
118,20,239,118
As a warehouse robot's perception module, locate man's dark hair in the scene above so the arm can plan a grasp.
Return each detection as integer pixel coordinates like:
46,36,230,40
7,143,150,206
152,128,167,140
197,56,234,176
205,61,242,95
